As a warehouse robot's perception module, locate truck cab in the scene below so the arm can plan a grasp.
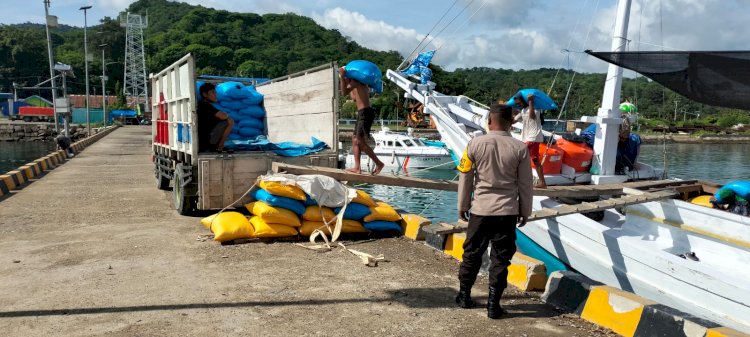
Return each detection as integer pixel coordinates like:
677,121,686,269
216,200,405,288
151,54,340,214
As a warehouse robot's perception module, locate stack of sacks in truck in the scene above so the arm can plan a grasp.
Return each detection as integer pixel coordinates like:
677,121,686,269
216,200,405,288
247,180,305,238
212,81,266,141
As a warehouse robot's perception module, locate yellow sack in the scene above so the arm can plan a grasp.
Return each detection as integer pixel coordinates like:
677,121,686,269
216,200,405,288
200,214,218,229
245,201,301,227
201,212,254,242
249,216,299,238
363,201,402,222
259,180,306,201
302,205,336,222
352,189,376,207
299,219,368,236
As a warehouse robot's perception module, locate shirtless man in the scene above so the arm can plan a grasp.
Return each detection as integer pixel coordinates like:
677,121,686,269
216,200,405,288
339,67,384,175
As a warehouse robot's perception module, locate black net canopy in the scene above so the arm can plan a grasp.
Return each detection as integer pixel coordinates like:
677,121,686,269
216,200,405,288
586,50,750,110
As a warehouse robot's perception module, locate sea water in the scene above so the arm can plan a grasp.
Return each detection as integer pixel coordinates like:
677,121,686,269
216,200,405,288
0,141,57,175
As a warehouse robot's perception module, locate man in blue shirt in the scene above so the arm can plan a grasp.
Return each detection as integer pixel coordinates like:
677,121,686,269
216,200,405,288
581,115,641,174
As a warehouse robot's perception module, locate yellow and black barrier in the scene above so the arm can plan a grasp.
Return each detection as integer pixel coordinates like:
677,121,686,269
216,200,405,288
543,271,749,337
0,126,118,198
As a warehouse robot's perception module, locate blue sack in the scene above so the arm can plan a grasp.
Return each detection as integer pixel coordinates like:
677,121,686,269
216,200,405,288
217,100,247,111
253,188,306,215
227,133,242,141
334,203,372,220
714,181,750,204
238,127,263,138
304,194,318,206
216,82,247,101
507,88,558,110
238,106,266,119
238,118,264,130
363,220,402,233
344,60,383,94
241,86,264,105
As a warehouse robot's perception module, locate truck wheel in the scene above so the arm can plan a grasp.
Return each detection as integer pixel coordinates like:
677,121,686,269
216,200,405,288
23,116,31,122
173,163,196,215
31,117,39,122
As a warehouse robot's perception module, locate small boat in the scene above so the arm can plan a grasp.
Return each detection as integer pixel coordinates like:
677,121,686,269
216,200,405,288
346,127,455,171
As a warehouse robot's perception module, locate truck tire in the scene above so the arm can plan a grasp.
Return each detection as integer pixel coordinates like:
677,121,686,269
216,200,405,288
173,163,196,215
31,117,39,122
23,116,31,122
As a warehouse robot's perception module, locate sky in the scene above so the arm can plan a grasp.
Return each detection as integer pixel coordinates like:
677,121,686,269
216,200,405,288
3,0,750,73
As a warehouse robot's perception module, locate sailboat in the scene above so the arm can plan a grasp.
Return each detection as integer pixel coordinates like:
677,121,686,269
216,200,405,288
385,0,750,332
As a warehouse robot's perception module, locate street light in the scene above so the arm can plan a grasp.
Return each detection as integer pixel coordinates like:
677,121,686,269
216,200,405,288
80,4,92,136
43,0,60,133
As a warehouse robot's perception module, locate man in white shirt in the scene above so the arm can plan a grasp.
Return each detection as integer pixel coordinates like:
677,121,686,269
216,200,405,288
513,93,547,188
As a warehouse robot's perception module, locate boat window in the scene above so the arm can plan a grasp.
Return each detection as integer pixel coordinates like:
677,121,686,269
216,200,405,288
385,141,393,147
414,139,425,146
395,141,403,147
404,140,415,147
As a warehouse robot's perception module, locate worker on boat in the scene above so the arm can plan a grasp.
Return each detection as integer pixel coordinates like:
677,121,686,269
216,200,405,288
455,103,533,319
710,181,750,216
512,93,547,188
580,113,642,175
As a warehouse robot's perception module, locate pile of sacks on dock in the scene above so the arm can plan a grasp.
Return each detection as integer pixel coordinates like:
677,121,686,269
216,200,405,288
197,81,266,142
201,174,404,242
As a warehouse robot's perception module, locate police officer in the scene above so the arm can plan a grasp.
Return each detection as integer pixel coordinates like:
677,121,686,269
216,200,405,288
455,103,533,319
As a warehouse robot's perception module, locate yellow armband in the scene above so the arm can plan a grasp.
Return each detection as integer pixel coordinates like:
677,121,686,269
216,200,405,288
457,147,473,173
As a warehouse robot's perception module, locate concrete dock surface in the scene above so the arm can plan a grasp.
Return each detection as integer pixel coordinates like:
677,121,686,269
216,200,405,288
0,127,615,336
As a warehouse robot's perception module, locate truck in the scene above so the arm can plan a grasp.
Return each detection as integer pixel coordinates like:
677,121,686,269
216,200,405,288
151,54,340,215
11,106,55,122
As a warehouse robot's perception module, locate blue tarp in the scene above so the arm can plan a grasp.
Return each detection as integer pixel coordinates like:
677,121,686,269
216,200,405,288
224,136,329,157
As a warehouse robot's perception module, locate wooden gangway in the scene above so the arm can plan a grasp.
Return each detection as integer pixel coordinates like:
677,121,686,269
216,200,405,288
272,162,699,198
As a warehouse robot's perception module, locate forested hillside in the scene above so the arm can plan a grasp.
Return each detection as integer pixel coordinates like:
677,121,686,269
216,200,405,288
0,0,746,127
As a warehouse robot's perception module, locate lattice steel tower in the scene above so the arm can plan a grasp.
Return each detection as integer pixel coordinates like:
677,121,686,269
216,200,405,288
120,13,149,113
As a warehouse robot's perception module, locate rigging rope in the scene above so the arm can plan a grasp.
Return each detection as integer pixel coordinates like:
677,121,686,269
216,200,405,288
540,0,602,165
434,0,489,52
397,0,461,71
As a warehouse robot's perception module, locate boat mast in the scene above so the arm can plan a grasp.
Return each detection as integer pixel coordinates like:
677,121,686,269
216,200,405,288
588,0,632,183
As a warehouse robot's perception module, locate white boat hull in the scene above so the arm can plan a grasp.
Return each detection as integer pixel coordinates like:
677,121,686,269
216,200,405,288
520,197,750,333
346,153,455,171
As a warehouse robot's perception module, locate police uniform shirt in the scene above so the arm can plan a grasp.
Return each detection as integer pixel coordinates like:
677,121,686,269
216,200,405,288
457,130,533,217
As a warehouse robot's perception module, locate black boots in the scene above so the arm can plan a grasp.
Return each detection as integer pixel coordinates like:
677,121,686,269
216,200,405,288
487,286,507,319
455,284,476,308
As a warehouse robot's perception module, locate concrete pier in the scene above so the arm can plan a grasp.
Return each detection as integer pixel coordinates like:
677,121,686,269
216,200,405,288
0,127,613,337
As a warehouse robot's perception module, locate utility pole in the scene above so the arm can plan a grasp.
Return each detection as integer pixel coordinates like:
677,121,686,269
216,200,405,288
43,0,59,133
100,44,109,127
80,5,93,136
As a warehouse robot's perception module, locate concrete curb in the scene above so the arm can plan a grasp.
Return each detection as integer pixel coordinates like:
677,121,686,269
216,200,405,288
542,271,750,337
420,227,548,292
0,126,118,197
400,214,430,241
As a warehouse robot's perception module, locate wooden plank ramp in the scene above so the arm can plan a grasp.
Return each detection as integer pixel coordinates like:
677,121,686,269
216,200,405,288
423,189,679,234
271,163,650,198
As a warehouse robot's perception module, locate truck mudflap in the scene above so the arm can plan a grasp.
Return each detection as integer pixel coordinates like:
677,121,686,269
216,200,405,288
154,154,173,190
